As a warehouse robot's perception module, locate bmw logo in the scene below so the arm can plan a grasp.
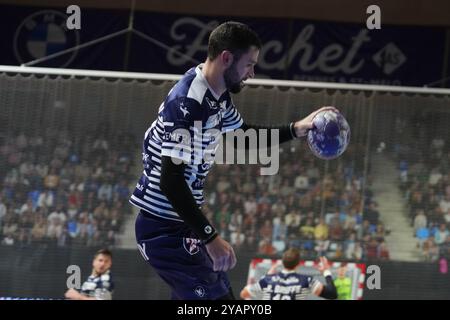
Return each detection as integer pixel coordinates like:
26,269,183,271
14,10,80,67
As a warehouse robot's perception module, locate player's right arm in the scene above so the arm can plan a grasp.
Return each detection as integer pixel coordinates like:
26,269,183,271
64,288,97,300
311,256,338,299
240,277,267,300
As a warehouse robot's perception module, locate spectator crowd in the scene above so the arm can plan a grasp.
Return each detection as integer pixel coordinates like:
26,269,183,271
0,128,135,248
397,136,450,262
202,142,390,261
0,129,391,262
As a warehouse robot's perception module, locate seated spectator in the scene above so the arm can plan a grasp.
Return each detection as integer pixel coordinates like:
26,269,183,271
259,219,273,241
315,239,330,256
44,168,60,190
423,236,439,262
363,202,380,227
314,218,329,241
416,228,430,248
329,219,344,241
230,227,246,249
300,218,315,239
413,209,427,236
365,237,379,261
258,237,277,256
377,241,390,260
285,211,300,239
434,223,449,246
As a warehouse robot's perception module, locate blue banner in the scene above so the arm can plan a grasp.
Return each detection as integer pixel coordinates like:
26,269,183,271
0,5,446,86
286,20,446,86
0,4,128,70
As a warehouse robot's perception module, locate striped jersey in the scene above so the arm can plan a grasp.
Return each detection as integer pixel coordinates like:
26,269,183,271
129,64,243,221
80,270,114,300
247,270,320,300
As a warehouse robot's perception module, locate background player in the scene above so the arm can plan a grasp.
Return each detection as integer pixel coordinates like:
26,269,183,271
240,248,337,300
65,249,114,300
130,21,338,300
334,265,353,300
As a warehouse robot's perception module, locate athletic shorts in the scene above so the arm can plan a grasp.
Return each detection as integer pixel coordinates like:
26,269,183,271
135,210,232,300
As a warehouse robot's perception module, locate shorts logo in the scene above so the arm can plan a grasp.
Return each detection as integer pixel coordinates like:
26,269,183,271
183,238,201,255
194,286,206,298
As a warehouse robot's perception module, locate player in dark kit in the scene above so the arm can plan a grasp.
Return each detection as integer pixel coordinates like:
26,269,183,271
240,248,337,300
130,21,338,300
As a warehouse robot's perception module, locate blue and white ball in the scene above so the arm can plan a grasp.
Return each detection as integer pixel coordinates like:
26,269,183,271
307,110,350,160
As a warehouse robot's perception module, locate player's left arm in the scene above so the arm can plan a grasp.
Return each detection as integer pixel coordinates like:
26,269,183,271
64,288,97,300
231,106,339,149
237,122,298,147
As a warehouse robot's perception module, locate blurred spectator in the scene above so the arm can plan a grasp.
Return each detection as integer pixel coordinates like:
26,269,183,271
0,131,134,248
423,236,439,262
1,132,388,261
413,209,427,236
363,202,380,227
258,237,276,256
377,241,390,260
434,224,449,246
285,210,301,236
314,218,329,241
365,237,380,260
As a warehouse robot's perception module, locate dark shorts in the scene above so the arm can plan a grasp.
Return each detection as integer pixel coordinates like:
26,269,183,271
135,210,232,300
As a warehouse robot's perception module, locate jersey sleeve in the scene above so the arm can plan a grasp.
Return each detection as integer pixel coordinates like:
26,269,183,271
221,101,243,133
94,273,114,300
160,97,201,163
246,277,268,299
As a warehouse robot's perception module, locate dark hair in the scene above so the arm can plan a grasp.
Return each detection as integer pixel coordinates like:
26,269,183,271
207,21,261,61
282,248,300,270
94,248,112,259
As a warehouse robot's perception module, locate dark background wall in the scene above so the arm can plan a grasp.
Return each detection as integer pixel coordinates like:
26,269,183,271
1,246,449,300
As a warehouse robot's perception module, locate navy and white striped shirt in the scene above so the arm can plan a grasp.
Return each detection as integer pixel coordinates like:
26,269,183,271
247,270,320,300
80,270,114,300
130,64,243,221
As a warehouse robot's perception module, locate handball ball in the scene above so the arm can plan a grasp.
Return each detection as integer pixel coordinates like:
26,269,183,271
307,110,350,160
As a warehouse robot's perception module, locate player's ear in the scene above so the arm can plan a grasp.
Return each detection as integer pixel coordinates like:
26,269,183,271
221,51,234,68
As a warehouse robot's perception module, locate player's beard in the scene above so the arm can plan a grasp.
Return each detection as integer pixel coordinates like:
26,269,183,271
224,62,244,94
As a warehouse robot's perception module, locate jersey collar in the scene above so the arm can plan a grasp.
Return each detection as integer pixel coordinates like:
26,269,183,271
196,64,223,101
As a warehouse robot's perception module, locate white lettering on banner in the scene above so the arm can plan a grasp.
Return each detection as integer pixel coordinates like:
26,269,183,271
167,18,218,66
372,43,406,75
165,18,383,75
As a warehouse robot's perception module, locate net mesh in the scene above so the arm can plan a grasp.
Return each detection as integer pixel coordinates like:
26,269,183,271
0,69,449,299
